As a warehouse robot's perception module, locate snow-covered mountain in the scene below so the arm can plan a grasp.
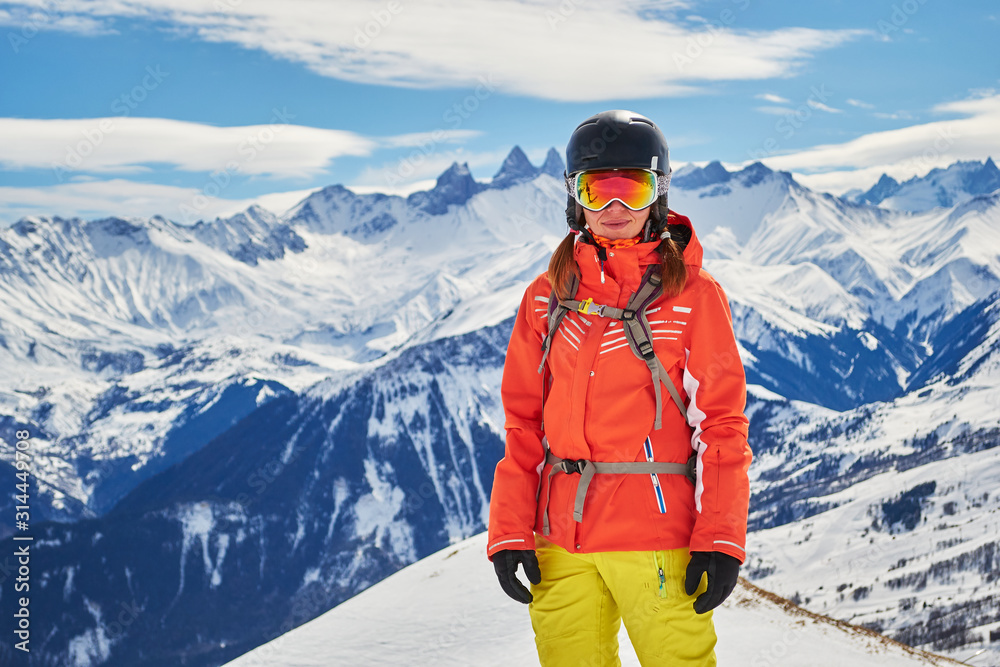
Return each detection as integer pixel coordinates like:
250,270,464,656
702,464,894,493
847,157,999,212
225,532,962,667
671,161,1000,407
1,152,999,666
0,151,568,528
3,322,510,666
741,285,1000,663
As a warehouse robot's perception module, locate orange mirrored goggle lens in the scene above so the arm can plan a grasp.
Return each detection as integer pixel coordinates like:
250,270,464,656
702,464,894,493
574,169,658,211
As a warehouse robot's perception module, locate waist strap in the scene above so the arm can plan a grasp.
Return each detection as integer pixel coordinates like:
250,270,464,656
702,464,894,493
541,450,696,536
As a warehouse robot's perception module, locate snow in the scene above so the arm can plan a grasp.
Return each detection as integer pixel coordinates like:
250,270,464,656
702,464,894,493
352,460,416,562
746,383,787,403
176,502,218,593
211,534,230,588
63,565,76,599
67,597,112,667
223,532,960,667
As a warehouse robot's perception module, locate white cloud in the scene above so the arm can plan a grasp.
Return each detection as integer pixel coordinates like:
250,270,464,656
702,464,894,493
0,0,866,102
755,105,794,116
872,111,915,120
757,93,792,104
0,116,479,179
0,179,218,224
0,4,113,37
0,109,507,223
806,100,841,114
757,95,841,117
846,98,874,109
380,129,482,149
0,178,317,226
757,92,1000,194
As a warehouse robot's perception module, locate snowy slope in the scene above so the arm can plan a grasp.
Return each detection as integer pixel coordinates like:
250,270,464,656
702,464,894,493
748,443,1000,665
670,161,796,249
224,532,960,667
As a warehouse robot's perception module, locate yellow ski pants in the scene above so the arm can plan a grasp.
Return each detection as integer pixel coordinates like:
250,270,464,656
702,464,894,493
528,536,717,667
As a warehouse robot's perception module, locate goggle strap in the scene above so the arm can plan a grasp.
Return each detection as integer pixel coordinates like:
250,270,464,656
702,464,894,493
658,169,671,196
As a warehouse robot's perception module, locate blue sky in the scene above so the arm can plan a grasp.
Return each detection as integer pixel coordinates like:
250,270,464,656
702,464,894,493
0,0,997,225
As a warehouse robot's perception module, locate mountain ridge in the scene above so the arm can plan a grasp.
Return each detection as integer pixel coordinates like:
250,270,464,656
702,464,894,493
847,157,999,212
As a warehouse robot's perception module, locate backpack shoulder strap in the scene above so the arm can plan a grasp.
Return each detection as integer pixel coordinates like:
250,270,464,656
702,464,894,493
620,267,688,428
537,273,579,374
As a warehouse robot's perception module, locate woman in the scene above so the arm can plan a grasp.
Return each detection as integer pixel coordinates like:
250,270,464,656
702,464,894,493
487,110,752,666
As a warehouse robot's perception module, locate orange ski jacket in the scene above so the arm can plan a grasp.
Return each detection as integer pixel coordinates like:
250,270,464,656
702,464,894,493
487,212,752,563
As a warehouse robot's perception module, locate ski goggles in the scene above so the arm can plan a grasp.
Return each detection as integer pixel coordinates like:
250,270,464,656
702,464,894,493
569,168,666,212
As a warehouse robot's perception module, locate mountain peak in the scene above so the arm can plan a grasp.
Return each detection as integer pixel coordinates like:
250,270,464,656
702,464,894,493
490,145,538,189
437,160,473,184
406,146,559,214
539,147,565,178
432,160,480,196
406,161,483,215
11,217,42,236
964,156,1000,195
672,160,732,189
703,160,731,180
737,161,774,186
856,173,901,205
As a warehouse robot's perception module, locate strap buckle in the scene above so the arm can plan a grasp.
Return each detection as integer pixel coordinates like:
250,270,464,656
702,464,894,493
577,298,604,317
562,459,586,475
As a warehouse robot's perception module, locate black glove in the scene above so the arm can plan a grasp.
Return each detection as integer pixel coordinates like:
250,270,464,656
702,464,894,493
493,549,541,604
684,551,741,614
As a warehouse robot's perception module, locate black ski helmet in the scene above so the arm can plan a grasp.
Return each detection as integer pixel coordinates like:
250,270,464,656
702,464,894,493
564,110,671,236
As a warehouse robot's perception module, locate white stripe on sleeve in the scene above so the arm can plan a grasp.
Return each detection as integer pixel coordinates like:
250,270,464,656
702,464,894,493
714,539,745,554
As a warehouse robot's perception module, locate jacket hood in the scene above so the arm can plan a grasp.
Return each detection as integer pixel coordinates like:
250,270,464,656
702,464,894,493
664,210,703,269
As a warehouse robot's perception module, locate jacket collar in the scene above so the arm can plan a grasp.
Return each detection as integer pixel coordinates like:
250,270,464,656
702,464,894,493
573,210,704,295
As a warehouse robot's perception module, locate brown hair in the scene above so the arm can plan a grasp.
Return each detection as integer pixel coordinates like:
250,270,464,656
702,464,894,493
547,231,687,301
